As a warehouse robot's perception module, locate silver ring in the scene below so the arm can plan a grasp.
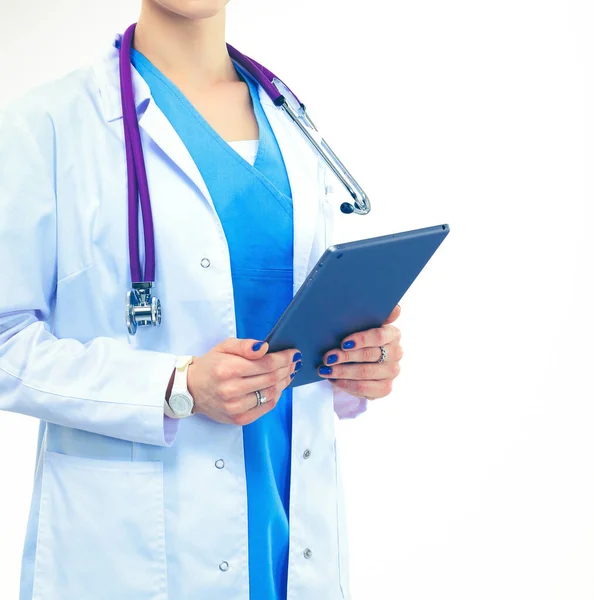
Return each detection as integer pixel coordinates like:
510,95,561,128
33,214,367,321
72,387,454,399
377,345,387,363
254,389,268,408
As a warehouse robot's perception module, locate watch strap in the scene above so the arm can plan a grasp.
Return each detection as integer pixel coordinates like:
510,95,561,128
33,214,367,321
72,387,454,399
171,355,193,396
164,355,193,418
164,397,178,419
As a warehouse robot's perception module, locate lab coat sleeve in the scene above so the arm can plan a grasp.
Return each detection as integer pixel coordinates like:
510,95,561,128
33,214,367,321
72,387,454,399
322,167,369,420
332,386,369,420
0,103,178,447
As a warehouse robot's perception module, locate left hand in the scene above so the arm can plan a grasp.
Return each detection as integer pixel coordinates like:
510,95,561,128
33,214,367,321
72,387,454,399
317,304,403,400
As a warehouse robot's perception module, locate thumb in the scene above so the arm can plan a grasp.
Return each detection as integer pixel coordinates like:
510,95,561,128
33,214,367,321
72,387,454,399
218,337,269,359
384,303,401,324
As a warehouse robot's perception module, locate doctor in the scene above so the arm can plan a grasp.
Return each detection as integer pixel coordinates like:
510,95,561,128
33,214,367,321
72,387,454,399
0,1,403,599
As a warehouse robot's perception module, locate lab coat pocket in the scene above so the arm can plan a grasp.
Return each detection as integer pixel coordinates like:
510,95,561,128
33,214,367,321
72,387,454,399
33,451,168,600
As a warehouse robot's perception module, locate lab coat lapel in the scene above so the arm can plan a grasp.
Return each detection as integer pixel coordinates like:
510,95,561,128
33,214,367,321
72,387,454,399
95,41,217,213
137,99,217,214
260,92,320,290
140,95,321,287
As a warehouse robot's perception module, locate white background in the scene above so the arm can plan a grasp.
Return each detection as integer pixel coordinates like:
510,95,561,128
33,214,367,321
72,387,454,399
1,1,593,598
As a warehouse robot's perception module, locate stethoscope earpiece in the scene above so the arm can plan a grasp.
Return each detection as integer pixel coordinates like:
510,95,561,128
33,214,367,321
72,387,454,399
340,202,355,215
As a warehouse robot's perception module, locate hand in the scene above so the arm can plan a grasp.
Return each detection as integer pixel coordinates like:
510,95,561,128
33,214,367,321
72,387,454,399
187,338,302,426
317,304,403,400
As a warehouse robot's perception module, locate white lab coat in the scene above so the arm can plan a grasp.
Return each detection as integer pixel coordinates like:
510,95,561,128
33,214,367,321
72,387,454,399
0,34,367,600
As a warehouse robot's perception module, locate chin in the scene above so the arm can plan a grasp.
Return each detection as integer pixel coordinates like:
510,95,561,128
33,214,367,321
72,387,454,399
152,0,231,19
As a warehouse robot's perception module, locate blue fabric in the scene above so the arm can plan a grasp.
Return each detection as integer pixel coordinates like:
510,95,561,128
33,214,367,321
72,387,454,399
130,47,294,600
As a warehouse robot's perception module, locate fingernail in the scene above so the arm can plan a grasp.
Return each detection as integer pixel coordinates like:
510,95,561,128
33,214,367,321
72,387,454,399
252,341,264,351
290,372,296,379
326,354,338,364
294,361,303,372
293,352,302,362
342,340,355,350
319,366,332,375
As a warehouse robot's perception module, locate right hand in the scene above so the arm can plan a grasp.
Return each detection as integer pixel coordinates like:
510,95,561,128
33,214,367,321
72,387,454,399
187,338,302,426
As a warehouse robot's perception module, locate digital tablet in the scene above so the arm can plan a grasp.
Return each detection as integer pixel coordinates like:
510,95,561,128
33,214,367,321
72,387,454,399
264,224,450,388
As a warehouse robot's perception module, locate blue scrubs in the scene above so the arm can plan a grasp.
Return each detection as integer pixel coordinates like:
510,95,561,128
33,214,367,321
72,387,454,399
129,47,294,599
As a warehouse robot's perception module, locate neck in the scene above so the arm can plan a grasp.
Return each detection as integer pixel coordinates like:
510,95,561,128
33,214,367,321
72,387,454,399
134,3,238,90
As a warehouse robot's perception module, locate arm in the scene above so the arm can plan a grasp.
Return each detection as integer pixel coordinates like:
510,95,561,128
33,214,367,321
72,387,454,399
0,103,178,447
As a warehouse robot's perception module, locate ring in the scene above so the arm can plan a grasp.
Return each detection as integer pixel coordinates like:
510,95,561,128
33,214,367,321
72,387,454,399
254,389,268,408
377,345,387,363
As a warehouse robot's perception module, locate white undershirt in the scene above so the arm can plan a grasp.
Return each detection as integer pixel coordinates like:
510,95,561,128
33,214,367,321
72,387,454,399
227,139,259,166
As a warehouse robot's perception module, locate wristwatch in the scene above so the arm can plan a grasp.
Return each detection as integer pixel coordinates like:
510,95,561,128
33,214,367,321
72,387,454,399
165,355,194,418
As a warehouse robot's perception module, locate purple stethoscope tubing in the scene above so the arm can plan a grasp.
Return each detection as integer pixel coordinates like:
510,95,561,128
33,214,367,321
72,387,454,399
120,24,155,284
120,22,370,334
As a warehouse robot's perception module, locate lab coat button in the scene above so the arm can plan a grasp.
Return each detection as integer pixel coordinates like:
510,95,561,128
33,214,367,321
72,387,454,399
219,561,229,572
303,449,311,459
200,258,211,268
303,548,312,559
215,459,225,469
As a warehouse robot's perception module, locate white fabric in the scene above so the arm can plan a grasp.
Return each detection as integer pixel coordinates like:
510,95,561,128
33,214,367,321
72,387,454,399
0,32,368,600
227,138,259,166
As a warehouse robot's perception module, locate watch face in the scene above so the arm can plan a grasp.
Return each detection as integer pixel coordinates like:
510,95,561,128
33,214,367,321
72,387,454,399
169,394,193,417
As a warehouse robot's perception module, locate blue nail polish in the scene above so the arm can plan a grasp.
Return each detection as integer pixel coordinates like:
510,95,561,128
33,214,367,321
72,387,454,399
290,372,296,379
319,366,332,375
252,341,264,351
342,340,355,350
295,361,303,372
293,352,302,362
327,354,338,364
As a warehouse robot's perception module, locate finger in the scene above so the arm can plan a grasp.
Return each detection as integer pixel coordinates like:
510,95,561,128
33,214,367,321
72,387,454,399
244,347,302,376
219,346,301,379
221,359,300,399
218,337,270,358
318,360,399,381
339,323,400,352
330,377,393,400
322,341,401,366
230,369,294,425
240,397,278,425
383,304,401,324
215,395,278,426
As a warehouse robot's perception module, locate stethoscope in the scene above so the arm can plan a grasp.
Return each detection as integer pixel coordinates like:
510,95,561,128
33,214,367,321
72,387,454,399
120,23,371,335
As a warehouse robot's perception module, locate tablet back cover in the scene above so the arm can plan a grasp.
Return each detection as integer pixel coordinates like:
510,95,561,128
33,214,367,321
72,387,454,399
265,224,450,388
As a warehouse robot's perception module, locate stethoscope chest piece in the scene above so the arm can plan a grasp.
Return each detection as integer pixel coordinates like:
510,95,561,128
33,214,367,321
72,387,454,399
126,283,162,335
